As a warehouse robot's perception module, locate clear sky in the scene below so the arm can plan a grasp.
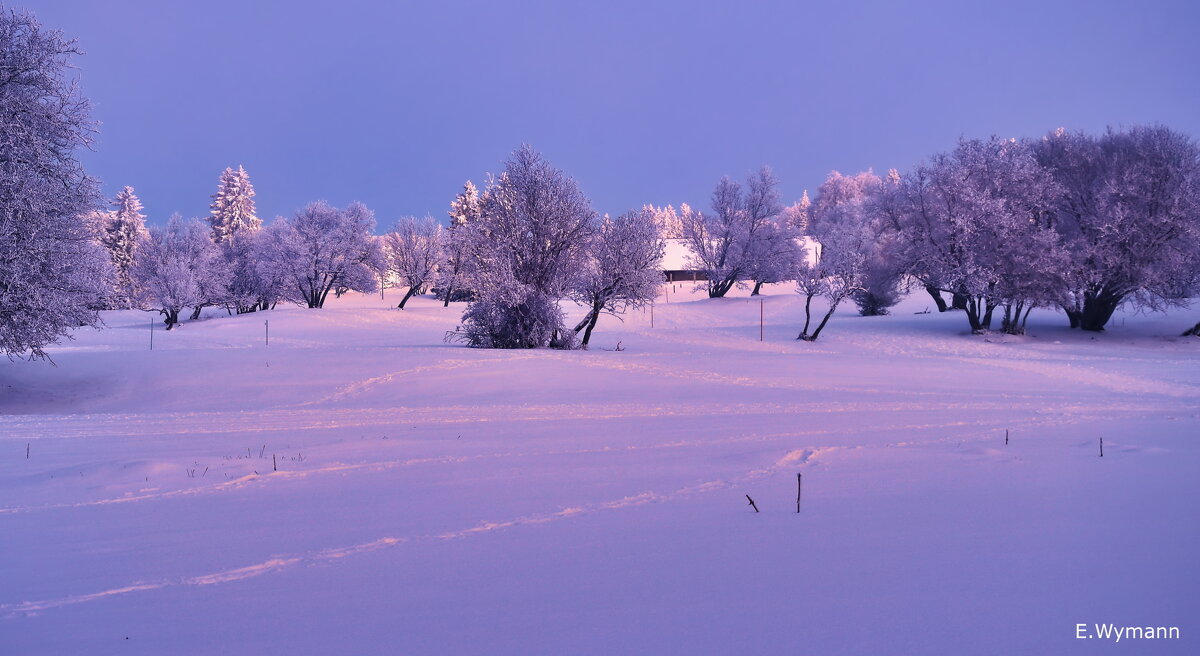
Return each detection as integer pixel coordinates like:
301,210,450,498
17,0,1200,229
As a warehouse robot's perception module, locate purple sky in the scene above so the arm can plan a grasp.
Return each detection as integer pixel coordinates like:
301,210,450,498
20,0,1200,229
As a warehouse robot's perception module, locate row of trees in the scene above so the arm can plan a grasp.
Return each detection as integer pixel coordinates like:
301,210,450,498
670,127,1200,340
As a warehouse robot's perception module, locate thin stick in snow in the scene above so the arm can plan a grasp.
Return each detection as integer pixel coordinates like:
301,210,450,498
760,299,764,341
1100,437,1104,458
746,494,759,513
796,473,802,513
149,317,154,350
273,454,277,472
259,444,266,458
265,320,269,346
26,442,30,459
1005,429,1009,445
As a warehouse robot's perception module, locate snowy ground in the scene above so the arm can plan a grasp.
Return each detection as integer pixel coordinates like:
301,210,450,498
2,284,1197,654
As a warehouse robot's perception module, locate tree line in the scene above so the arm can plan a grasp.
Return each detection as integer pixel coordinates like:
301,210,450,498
3,8,1199,360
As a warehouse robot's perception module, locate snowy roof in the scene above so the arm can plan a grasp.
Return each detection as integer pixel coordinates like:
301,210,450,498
659,236,820,271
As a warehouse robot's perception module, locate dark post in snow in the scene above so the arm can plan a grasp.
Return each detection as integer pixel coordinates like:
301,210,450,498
273,453,277,471
1099,437,1104,458
26,443,30,459
1005,429,1009,445
746,494,759,513
760,299,764,342
149,317,154,350
650,301,654,329
796,473,802,513
265,320,269,346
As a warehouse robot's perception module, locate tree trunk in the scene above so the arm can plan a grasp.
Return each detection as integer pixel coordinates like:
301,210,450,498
925,284,948,312
442,283,453,307
189,305,204,321
163,308,179,330
709,275,736,298
1078,288,1124,332
951,291,969,311
580,302,603,347
750,281,763,296
1181,321,1200,337
797,293,815,339
802,298,842,342
397,285,418,309
1064,306,1082,329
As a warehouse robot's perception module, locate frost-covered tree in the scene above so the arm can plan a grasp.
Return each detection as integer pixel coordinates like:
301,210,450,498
256,201,385,308
743,218,806,295
893,137,1065,333
681,167,784,298
568,208,665,347
384,216,442,309
436,180,484,306
100,186,148,307
645,203,685,239
809,170,906,316
1033,126,1200,331
0,9,112,358
796,209,868,342
132,215,227,329
780,191,811,234
207,165,259,244
455,145,596,348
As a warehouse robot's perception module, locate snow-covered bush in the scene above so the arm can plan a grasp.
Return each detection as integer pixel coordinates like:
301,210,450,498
384,216,442,309
256,201,385,308
454,145,596,348
1033,126,1200,331
568,208,665,347
132,215,227,329
0,9,113,358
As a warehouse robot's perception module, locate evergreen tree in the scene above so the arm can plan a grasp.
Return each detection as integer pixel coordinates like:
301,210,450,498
101,186,148,307
207,165,259,244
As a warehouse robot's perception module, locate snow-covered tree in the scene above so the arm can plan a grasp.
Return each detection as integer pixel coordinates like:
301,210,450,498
436,180,485,306
809,170,905,316
256,201,385,308
796,207,868,342
100,186,148,307
743,218,806,295
568,208,665,347
780,191,811,234
1033,126,1200,331
207,165,259,244
132,215,227,329
384,216,443,309
0,9,112,358
645,204,685,239
892,138,1065,333
681,167,784,298
454,145,596,348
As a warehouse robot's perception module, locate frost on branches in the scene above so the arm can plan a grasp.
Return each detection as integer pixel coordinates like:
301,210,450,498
132,215,227,329
436,180,485,306
256,201,384,308
681,167,792,298
100,186,149,308
207,165,260,244
568,208,665,347
1033,126,1200,332
0,9,111,358
384,216,443,309
454,145,596,349
892,138,1066,334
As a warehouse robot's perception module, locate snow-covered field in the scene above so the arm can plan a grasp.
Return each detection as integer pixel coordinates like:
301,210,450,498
2,286,1197,654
